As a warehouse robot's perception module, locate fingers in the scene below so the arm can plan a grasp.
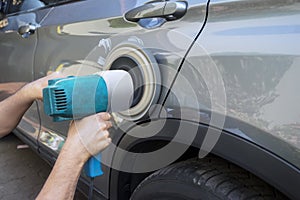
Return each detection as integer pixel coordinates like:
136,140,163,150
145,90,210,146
98,130,110,139
99,121,112,131
66,113,113,158
93,130,111,155
98,129,111,143
97,112,111,121
93,137,112,155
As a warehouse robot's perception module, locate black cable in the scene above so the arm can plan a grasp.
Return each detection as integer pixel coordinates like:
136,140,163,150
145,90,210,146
88,177,94,200
160,0,211,113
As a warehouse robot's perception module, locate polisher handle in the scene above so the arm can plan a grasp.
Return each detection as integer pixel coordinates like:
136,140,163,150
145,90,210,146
84,153,103,178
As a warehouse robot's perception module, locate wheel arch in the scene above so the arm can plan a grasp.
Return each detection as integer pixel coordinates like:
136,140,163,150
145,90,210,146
109,118,300,200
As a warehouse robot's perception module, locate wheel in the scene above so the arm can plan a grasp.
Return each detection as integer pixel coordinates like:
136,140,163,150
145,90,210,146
130,156,287,200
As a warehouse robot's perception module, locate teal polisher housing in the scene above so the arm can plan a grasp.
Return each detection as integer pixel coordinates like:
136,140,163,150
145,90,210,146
43,75,109,122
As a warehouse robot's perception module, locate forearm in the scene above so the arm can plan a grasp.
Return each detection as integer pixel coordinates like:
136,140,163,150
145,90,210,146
36,138,87,200
0,72,64,138
36,113,111,200
0,84,35,138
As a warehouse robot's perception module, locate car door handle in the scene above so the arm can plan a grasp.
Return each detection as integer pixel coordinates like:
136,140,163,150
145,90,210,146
125,1,187,23
18,23,37,38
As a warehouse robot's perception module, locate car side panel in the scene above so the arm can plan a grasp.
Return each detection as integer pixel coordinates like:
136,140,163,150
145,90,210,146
166,0,300,176
0,7,52,145
111,118,300,200
33,0,208,198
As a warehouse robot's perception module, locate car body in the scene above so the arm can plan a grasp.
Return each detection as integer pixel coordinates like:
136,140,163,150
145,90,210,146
0,0,300,199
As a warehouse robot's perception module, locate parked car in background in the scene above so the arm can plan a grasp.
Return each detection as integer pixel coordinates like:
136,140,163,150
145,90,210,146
0,0,299,199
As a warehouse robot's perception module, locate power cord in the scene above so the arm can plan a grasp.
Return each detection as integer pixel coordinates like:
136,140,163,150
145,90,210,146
88,177,94,200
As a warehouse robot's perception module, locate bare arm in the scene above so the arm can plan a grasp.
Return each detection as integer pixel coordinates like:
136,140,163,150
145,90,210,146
0,83,35,138
0,72,63,138
36,113,112,200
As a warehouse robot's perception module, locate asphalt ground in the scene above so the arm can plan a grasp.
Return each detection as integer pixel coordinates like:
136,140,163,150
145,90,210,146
0,134,85,200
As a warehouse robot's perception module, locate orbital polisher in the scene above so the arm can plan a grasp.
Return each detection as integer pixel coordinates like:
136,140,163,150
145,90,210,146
43,70,133,177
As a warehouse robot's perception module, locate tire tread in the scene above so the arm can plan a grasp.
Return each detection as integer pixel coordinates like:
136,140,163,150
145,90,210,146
131,156,288,200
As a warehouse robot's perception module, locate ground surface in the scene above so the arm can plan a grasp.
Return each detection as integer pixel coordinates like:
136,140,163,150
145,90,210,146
0,134,85,200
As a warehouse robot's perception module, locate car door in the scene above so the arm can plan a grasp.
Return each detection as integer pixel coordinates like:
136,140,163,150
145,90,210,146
0,0,56,147
33,0,208,198
193,0,300,168
167,1,300,198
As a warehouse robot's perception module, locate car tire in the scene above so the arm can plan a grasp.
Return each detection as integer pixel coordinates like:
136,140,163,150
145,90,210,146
130,156,287,200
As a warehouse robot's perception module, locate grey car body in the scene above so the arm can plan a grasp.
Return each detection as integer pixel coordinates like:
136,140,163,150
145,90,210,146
0,0,300,199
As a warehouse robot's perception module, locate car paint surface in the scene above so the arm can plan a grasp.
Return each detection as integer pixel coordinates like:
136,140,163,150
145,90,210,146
168,0,300,167
0,0,300,199
161,1,300,195
26,0,207,198
0,7,52,143
111,1,300,198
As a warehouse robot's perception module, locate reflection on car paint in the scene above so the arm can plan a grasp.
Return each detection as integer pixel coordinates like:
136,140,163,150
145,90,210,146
0,18,8,28
98,38,112,54
39,130,65,152
17,117,39,139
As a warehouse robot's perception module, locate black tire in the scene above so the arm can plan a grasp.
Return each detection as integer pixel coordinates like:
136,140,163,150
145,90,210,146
130,156,287,200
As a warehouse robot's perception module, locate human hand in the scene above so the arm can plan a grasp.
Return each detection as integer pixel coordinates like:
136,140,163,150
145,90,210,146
64,112,112,163
24,71,65,101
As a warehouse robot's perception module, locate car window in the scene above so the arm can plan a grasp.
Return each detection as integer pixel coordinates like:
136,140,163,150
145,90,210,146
3,0,68,15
